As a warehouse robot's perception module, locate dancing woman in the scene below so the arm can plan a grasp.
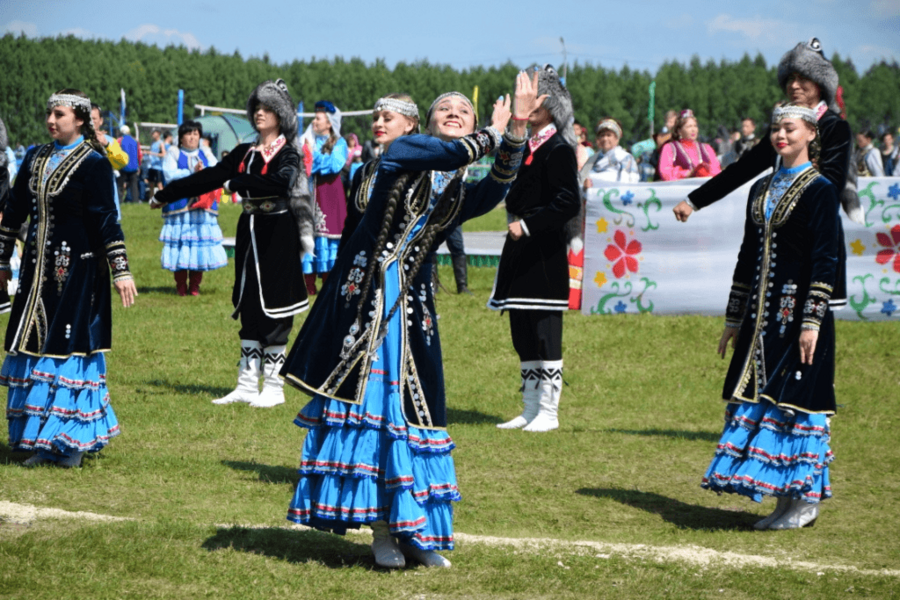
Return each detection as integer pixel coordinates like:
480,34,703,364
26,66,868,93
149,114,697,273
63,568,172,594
701,104,842,530
153,80,313,408
159,120,228,296
0,89,137,468
281,72,540,568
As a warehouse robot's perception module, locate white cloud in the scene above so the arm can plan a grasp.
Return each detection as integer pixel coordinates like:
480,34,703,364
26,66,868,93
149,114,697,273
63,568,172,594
706,14,788,43
124,23,202,51
870,0,900,17
2,20,39,37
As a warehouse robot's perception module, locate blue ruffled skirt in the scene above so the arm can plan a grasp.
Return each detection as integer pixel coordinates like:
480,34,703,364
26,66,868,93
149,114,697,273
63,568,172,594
302,237,339,274
702,401,833,503
160,209,228,272
287,258,459,551
2,353,120,458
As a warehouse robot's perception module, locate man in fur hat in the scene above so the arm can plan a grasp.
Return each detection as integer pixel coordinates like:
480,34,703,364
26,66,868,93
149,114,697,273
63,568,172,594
489,65,580,433
672,37,856,308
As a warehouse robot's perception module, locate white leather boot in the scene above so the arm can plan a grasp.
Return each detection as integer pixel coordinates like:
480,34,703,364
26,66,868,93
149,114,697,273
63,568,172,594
370,520,405,568
212,341,261,405
523,360,562,433
251,345,286,408
768,498,819,530
497,360,541,429
398,542,452,568
753,496,792,530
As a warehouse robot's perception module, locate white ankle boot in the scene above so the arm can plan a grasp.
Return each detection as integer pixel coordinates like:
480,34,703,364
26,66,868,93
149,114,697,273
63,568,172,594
523,360,562,432
753,496,792,530
497,361,541,429
58,451,85,468
768,498,819,530
371,520,405,568
213,341,261,405
398,542,451,568
251,345,286,408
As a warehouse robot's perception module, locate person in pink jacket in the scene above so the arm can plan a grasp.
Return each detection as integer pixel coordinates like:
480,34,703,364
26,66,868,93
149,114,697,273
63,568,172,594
658,109,722,181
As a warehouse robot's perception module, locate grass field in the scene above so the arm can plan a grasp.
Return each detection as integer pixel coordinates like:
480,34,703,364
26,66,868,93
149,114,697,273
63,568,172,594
1,203,899,599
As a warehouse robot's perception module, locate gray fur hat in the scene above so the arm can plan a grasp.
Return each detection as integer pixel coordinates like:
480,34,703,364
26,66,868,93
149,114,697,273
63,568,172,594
536,65,577,147
0,117,7,170
246,79,314,257
777,38,840,113
246,79,299,141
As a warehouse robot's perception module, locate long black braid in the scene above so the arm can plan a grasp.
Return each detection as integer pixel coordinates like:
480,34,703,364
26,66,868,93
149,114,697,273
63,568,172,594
352,171,413,321
374,171,465,340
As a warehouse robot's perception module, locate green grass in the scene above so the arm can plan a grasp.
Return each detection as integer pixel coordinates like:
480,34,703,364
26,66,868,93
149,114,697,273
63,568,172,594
1,203,899,599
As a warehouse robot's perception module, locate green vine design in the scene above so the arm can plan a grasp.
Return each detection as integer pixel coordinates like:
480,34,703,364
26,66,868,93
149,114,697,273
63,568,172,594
602,189,636,228
848,274,878,320
860,181,881,228
630,277,657,313
878,276,900,297
638,189,662,232
591,281,632,315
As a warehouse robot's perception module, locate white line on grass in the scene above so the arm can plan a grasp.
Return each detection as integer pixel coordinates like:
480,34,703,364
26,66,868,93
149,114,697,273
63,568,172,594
2,500,897,578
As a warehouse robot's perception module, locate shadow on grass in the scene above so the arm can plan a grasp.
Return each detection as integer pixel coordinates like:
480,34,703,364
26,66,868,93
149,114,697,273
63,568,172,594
142,379,233,398
0,441,26,465
603,428,721,443
202,526,385,570
224,460,298,485
448,407,505,425
136,286,180,295
576,488,758,530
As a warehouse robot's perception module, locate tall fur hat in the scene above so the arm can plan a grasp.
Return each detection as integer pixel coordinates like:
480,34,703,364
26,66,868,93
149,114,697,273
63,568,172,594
246,79,299,141
0,117,8,171
246,79,313,257
777,38,840,113
536,65,577,147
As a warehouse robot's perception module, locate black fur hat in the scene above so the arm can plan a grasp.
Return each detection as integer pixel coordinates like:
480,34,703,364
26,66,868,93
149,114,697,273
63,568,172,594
246,79,314,257
777,38,840,113
536,65,577,147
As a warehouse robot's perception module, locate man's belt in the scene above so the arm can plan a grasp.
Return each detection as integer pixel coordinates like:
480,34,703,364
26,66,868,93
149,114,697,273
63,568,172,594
242,198,291,215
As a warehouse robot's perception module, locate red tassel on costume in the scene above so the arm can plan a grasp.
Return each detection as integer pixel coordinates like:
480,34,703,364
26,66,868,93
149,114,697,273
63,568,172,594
261,163,268,175
524,154,533,166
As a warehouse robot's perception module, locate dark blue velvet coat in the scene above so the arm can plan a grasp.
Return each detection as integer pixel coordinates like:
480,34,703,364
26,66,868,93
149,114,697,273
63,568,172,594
0,143,127,357
281,130,525,430
723,169,841,414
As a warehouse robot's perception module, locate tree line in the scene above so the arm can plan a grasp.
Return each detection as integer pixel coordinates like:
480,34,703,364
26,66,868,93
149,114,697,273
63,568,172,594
2,34,898,148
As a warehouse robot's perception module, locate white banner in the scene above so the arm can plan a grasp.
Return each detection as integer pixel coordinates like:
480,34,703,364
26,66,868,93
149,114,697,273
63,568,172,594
581,176,900,322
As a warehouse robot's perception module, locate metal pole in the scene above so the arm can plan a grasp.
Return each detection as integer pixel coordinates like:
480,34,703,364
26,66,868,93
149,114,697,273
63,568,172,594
177,90,184,125
560,37,567,84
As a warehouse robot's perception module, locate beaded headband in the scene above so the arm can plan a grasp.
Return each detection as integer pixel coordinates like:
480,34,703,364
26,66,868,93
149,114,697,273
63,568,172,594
772,105,818,125
679,109,694,120
427,91,474,116
48,93,91,113
595,119,622,139
373,97,419,119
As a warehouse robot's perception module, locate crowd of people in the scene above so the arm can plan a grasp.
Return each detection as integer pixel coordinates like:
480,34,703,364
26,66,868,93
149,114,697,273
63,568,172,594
0,35,896,569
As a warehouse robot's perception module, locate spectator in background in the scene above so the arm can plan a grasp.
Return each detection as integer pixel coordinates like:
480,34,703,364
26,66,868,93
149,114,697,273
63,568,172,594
658,109,722,181
881,131,898,176
342,132,364,191
573,121,594,170
91,103,129,222
581,118,640,186
300,101,348,295
856,129,884,177
735,117,758,159
200,134,216,163
146,129,165,201
117,125,142,203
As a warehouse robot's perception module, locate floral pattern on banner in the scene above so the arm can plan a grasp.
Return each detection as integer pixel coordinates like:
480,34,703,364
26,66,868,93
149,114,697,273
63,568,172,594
588,186,660,315
847,181,900,320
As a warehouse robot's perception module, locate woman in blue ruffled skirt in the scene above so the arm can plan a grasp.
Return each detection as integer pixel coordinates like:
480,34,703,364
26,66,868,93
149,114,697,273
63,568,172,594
281,74,541,568
0,89,136,468
159,120,227,296
701,103,843,530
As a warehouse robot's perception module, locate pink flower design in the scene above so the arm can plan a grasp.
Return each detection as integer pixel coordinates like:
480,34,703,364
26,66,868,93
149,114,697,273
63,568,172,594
875,224,900,273
603,230,642,279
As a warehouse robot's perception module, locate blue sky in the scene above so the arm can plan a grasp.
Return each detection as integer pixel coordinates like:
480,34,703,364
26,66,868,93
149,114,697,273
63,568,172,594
3,0,898,73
